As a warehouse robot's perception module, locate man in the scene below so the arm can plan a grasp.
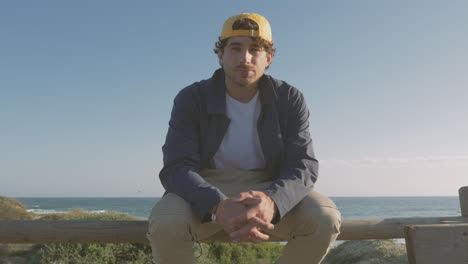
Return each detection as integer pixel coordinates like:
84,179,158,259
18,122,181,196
147,13,341,264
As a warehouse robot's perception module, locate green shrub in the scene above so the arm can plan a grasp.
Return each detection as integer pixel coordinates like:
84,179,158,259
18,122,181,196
35,242,283,264
0,244,40,264
6,245,36,257
0,196,34,220
323,240,408,264
38,209,138,221
9,242,282,264
37,243,152,264
200,242,283,264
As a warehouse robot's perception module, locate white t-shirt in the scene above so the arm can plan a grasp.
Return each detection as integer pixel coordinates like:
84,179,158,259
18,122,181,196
213,91,266,170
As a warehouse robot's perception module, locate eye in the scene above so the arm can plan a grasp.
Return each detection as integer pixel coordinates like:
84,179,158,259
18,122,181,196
250,48,261,54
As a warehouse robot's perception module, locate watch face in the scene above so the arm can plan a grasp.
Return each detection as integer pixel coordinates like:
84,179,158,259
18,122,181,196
211,213,217,223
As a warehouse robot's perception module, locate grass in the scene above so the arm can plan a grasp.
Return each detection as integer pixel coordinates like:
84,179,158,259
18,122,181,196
0,196,34,220
199,242,283,264
37,243,153,264
37,209,138,221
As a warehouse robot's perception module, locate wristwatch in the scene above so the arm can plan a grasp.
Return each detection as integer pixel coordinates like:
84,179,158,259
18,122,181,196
211,211,217,223
210,203,219,224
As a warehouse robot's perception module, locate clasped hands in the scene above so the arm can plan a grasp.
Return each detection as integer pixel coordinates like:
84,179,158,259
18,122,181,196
215,190,277,243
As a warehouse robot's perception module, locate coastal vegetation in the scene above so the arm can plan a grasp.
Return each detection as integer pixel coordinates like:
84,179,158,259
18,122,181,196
0,196,408,263
323,240,408,264
0,196,34,220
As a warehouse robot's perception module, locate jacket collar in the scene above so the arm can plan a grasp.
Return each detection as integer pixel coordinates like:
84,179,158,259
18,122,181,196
206,68,275,115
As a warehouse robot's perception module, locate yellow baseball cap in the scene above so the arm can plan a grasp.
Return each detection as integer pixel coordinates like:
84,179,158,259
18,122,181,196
220,13,272,42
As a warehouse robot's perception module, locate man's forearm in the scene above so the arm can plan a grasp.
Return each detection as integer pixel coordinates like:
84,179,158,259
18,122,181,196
160,166,227,221
262,162,317,220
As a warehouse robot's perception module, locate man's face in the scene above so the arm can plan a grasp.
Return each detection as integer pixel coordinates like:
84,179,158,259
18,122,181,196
218,36,273,88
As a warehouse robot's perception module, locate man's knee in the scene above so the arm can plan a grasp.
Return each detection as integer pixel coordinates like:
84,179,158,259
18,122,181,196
147,193,195,243
290,191,341,238
295,206,340,235
314,206,341,234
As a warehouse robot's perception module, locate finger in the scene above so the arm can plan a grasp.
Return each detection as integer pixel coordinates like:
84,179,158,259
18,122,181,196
231,226,270,243
240,197,262,207
229,224,270,241
229,223,255,240
231,192,256,202
250,228,270,241
230,212,249,227
248,216,275,231
247,234,263,244
232,228,269,243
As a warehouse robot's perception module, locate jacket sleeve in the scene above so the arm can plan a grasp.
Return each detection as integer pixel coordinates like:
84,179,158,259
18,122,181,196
262,88,318,220
159,87,227,222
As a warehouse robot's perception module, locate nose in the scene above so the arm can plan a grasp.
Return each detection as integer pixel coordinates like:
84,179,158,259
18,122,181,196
239,49,253,64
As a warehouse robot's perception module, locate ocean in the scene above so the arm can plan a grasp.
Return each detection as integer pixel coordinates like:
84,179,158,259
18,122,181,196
14,196,462,220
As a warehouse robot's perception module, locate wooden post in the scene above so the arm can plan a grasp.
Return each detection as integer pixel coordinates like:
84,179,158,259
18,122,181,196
404,223,468,264
459,186,468,217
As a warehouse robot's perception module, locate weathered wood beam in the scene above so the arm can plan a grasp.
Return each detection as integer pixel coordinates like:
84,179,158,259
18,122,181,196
337,216,468,241
0,220,149,244
459,186,468,217
2,186,466,244
404,223,468,264
1,216,468,244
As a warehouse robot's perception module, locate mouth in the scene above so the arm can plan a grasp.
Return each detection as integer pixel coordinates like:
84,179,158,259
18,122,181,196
237,67,255,77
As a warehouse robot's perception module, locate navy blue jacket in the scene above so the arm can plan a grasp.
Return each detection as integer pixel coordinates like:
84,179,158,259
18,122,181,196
159,68,318,222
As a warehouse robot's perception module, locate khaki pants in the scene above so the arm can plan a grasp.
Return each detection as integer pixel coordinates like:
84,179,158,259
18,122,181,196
147,169,341,264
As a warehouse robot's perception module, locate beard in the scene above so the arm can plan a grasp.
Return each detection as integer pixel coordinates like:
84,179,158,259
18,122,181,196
223,66,258,88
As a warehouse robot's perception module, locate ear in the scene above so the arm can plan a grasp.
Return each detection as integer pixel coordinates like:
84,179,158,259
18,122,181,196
217,50,224,66
266,52,273,67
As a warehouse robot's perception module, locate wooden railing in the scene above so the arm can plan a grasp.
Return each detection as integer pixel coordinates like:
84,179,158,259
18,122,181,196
1,186,467,244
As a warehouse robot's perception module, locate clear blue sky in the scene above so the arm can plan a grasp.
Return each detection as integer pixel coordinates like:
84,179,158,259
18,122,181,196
1,0,467,197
